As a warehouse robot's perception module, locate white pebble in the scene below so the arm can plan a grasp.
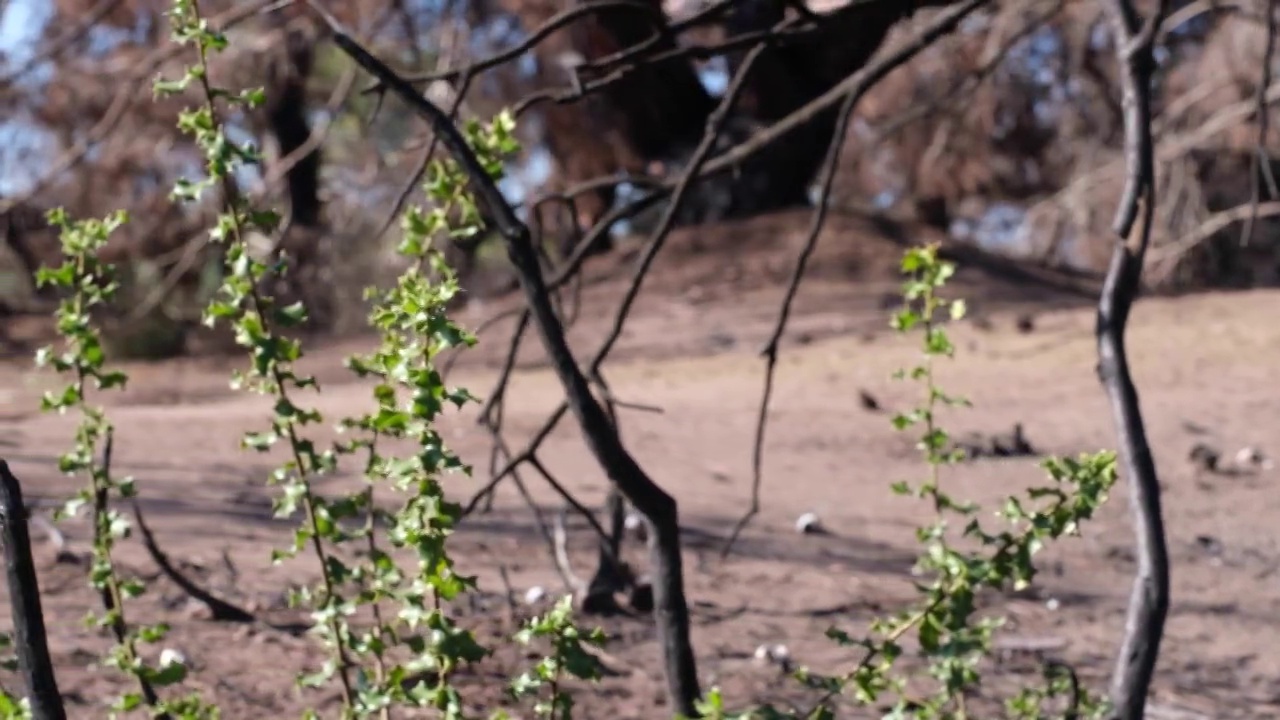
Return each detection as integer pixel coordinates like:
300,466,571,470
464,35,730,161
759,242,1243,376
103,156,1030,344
1045,597,1060,611
1237,446,1274,470
795,512,822,534
752,643,791,667
524,586,546,605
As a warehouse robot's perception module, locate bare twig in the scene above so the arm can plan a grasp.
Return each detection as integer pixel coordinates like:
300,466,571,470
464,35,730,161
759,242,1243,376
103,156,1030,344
722,83,863,558
367,34,477,250
398,0,668,85
0,460,66,720
496,565,518,627
509,23,821,119
716,0,996,560
463,9,806,591
1150,199,1280,267
1044,659,1083,720
583,18,794,375
1094,1,1172,718
551,509,589,596
462,404,569,515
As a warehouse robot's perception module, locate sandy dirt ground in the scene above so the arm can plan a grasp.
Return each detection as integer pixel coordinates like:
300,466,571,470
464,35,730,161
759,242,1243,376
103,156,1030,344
1,211,1278,718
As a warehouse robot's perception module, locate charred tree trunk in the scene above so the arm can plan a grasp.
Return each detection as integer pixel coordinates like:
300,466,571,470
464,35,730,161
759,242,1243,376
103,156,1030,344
0,202,57,301
262,16,328,326
0,461,66,720
1096,1,1170,717
267,37,322,230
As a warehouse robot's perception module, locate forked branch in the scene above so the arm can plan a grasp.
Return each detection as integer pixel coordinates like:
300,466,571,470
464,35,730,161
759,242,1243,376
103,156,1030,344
304,3,703,713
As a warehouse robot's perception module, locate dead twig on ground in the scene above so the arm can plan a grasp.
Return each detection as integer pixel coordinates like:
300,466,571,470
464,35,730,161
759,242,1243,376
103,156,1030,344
131,500,257,623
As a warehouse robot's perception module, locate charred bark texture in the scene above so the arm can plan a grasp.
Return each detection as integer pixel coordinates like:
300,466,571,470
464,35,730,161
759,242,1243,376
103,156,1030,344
1095,1,1171,718
0,461,67,720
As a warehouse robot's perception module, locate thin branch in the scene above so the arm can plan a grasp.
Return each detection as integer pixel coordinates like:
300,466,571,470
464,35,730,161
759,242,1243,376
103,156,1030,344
1150,199,1280,266
399,0,668,85
0,0,126,86
367,40,477,250
93,432,165,715
722,78,863,559
462,404,568,516
509,24,821,119
259,66,358,192
867,0,1065,142
495,450,577,594
467,15,794,568
721,0,998,556
587,23,790,377
1046,80,1280,214
1094,1,1172,718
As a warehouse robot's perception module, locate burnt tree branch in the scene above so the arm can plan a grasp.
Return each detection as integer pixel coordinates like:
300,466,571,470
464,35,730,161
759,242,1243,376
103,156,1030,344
396,0,670,85
1095,1,1172,718
306,3,703,713
457,0,992,526
723,80,861,558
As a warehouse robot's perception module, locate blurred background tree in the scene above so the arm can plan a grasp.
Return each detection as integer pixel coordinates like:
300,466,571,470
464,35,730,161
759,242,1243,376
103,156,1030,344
1,0,1276,356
